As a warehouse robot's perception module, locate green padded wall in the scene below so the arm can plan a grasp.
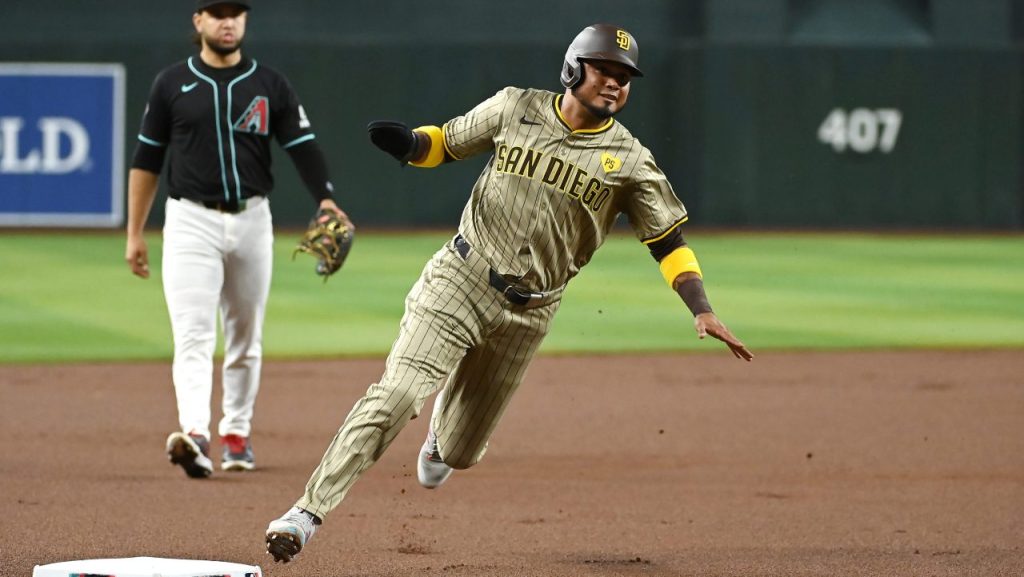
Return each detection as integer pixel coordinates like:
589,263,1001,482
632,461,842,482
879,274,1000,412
1,0,1019,229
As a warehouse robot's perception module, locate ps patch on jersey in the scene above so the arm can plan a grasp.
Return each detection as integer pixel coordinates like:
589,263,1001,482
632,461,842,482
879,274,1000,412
600,152,622,173
234,96,270,135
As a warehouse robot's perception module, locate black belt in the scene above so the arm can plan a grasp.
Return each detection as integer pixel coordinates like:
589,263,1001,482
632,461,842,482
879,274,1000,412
454,235,543,307
172,195,249,214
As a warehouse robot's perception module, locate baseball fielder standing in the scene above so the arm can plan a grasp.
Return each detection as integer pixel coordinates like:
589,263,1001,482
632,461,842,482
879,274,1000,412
265,23,751,561
125,0,351,478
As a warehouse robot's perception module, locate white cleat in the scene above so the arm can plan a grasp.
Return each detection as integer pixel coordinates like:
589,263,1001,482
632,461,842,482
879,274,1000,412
417,429,453,489
165,432,213,479
265,507,321,563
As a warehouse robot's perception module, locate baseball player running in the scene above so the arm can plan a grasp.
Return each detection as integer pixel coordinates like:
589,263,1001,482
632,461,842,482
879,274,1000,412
265,23,751,562
124,0,351,478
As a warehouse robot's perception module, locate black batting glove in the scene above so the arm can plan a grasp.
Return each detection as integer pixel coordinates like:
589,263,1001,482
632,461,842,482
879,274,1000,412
367,120,418,164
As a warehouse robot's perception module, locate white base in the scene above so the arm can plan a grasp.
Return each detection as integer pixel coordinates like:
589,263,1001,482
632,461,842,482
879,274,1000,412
33,557,261,577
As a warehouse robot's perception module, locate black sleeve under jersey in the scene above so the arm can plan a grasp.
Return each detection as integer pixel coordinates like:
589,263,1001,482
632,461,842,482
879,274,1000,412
647,226,688,261
286,140,334,202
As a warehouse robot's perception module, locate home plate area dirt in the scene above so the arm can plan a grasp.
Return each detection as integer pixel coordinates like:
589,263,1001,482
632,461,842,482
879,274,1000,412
1,350,1021,577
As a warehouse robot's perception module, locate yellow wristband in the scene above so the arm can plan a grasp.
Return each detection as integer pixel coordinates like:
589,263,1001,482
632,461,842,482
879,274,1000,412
409,125,446,168
659,246,703,287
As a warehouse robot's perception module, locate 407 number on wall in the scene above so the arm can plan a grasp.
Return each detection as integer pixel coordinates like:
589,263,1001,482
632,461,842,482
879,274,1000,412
817,108,902,154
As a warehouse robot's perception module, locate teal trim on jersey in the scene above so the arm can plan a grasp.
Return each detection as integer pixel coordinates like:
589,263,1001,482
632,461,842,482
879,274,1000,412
282,134,315,149
137,134,166,147
187,57,231,202
226,60,259,202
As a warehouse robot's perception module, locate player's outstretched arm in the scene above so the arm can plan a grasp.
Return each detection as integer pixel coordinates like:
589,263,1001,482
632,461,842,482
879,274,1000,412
652,239,753,361
674,271,753,361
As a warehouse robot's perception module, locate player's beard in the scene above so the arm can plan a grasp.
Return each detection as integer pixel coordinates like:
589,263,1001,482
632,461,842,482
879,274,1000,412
205,35,243,57
572,87,621,120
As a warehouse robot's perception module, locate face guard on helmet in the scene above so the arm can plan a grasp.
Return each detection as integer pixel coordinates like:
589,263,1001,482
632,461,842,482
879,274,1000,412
560,23,643,88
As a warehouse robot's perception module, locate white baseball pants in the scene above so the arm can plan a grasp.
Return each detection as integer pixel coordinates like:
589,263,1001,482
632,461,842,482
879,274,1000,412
162,196,273,440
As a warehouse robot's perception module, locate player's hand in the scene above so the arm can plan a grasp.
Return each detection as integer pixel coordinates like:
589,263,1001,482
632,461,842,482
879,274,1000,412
125,235,150,279
694,312,753,361
318,198,353,225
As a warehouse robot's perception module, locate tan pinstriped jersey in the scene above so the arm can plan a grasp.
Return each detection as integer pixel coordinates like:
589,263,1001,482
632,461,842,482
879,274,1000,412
443,86,687,293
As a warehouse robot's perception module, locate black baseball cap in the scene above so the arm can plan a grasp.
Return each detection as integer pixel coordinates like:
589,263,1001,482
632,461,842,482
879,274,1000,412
196,0,251,12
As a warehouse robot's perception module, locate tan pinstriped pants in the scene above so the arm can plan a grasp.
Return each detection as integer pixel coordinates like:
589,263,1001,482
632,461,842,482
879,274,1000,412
296,238,559,519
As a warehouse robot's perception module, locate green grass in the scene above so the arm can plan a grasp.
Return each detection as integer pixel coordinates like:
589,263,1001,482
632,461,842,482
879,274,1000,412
0,230,1021,363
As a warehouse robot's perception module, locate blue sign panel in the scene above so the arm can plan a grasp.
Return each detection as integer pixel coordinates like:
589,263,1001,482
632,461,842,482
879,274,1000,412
0,63,125,227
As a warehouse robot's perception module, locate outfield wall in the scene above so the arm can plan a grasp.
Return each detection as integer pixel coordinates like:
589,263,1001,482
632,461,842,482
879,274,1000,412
1,0,1020,229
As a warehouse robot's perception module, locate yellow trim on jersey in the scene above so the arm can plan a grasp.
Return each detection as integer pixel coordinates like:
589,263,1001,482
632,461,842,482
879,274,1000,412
440,122,462,161
552,94,615,135
641,216,689,244
409,125,446,168
659,246,703,286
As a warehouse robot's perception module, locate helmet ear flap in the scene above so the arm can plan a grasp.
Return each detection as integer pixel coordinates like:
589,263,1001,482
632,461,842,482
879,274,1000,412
560,57,584,88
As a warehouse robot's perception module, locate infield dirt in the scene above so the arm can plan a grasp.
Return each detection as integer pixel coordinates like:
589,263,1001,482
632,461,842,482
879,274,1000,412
1,351,1021,577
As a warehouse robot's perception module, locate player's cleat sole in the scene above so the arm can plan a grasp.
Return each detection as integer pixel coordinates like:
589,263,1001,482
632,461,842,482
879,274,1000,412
266,506,320,563
222,459,255,472
265,531,302,563
166,432,213,479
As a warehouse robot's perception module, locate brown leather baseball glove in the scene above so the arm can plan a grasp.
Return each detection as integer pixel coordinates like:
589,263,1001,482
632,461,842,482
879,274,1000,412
293,209,354,281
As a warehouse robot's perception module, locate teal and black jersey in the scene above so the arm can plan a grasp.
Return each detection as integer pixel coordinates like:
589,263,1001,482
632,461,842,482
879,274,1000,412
132,55,324,204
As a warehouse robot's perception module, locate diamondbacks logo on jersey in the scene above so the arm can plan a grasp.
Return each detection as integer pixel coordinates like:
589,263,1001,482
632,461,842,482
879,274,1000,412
600,152,622,173
234,96,269,135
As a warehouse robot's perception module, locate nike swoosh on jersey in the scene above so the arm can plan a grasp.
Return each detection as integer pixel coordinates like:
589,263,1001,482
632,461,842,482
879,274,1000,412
519,114,541,126
181,82,199,93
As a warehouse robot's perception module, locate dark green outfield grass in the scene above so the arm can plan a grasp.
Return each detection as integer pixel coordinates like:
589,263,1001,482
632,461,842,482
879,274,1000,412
0,230,1021,363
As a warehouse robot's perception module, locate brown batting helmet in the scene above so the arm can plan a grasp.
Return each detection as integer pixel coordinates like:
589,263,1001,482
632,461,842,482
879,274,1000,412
560,24,643,88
